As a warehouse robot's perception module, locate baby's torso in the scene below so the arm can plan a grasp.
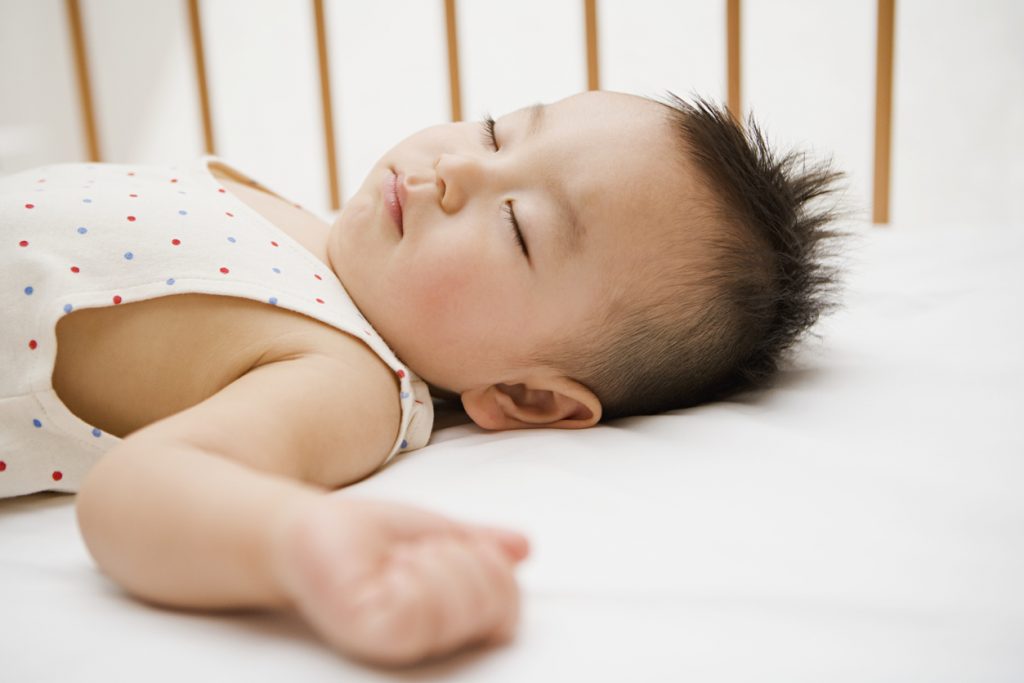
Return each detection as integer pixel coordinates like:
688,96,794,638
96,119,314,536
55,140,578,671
51,170,344,438
1,158,433,496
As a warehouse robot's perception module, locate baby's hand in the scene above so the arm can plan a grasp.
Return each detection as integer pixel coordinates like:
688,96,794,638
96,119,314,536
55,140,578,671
270,495,530,667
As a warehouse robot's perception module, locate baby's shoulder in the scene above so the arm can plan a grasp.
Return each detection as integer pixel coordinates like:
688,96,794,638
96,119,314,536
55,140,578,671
130,305,404,487
259,303,400,391
251,299,405,423
259,309,401,397
254,330,405,474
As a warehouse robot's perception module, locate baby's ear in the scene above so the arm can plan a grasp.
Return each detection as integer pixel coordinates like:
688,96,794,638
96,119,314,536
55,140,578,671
461,377,601,431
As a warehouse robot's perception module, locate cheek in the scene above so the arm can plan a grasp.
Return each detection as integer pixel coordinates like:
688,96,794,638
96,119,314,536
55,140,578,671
405,248,478,313
396,244,507,341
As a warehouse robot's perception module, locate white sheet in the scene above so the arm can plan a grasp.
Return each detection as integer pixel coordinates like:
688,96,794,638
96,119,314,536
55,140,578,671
3,220,1023,682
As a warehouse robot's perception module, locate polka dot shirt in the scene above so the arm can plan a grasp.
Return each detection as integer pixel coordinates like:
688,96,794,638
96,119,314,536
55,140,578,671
0,156,433,498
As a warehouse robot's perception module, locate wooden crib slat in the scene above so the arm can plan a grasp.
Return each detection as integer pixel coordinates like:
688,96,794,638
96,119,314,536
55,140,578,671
187,0,216,155
313,0,341,210
726,0,741,120
66,0,101,162
584,0,600,90
873,0,895,225
444,0,463,122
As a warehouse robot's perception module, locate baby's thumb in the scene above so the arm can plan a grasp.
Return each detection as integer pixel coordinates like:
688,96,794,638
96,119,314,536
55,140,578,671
474,526,530,563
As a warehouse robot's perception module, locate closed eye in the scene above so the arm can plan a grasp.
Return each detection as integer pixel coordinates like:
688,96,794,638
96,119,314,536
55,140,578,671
480,114,499,151
480,114,530,260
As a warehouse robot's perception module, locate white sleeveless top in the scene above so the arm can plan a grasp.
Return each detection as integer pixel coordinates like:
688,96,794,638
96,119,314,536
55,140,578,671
0,156,433,498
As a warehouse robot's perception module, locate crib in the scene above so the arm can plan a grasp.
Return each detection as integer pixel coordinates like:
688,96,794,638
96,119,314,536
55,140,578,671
1,1,1022,680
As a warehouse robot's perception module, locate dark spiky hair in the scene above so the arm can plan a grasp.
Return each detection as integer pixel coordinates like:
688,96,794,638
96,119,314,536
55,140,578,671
534,92,848,420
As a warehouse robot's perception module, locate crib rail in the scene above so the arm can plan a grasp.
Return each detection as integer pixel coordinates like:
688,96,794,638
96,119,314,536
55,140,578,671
61,0,895,224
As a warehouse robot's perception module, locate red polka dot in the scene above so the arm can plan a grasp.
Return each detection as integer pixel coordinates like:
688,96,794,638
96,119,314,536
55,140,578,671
28,339,38,350
314,274,323,281
129,193,138,198
127,215,136,222
315,298,325,304
19,240,29,247
170,178,178,183
218,188,226,193
219,267,230,274
396,369,406,379
225,212,234,218
171,238,181,246
112,295,123,305
25,203,35,209
0,461,6,472
52,471,63,481
270,241,279,247
70,266,80,273
127,171,135,176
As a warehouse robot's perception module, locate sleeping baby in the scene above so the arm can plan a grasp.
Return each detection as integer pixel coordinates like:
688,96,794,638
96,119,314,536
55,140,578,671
0,90,843,666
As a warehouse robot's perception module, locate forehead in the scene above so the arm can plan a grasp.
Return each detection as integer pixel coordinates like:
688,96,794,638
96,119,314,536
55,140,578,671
523,92,700,267
536,90,674,164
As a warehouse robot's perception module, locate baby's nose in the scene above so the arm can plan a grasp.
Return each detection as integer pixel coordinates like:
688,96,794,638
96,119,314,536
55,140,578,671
404,169,445,204
435,153,485,212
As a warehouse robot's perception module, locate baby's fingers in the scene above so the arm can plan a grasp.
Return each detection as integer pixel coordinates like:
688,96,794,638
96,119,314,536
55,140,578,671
471,537,522,646
406,537,520,658
466,525,531,563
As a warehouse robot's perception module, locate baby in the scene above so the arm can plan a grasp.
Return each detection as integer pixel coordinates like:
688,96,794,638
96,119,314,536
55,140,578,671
0,90,842,666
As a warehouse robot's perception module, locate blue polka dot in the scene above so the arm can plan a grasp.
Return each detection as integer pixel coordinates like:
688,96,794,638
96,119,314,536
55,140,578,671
77,226,88,234
33,419,42,428
400,439,408,449
178,209,188,216
124,251,134,260
227,236,236,243
400,391,410,399
268,296,278,305
92,428,102,438
63,303,74,313
166,278,176,285
272,267,281,274
82,198,92,203
24,286,33,295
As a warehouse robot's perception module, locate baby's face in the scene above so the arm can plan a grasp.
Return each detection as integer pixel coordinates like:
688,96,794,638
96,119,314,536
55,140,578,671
328,90,697,396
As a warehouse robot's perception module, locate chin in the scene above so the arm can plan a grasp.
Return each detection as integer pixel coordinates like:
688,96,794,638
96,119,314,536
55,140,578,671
323,229,344,281
328,213,345,233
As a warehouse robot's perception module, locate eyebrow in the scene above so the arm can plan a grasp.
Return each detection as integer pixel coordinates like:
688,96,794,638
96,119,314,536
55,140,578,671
521,103,585,261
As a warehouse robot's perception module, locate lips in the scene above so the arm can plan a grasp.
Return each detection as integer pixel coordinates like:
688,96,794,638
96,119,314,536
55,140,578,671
384,169,404,235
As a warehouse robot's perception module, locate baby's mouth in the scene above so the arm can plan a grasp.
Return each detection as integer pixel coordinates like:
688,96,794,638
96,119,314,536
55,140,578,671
384,169,404,235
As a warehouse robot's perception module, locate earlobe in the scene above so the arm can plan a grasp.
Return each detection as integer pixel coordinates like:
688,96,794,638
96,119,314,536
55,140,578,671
461,377,602,431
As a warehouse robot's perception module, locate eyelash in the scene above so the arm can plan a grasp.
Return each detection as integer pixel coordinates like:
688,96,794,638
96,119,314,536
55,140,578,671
481,114,529,258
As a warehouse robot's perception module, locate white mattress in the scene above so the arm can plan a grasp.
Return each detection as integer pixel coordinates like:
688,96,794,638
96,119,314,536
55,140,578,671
3,220,1023,682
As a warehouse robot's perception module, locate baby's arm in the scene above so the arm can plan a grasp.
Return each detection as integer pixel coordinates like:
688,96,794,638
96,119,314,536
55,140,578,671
76,353,529,666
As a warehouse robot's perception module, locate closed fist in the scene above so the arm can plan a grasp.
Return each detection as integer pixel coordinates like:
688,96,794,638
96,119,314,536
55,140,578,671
270,495,530,667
